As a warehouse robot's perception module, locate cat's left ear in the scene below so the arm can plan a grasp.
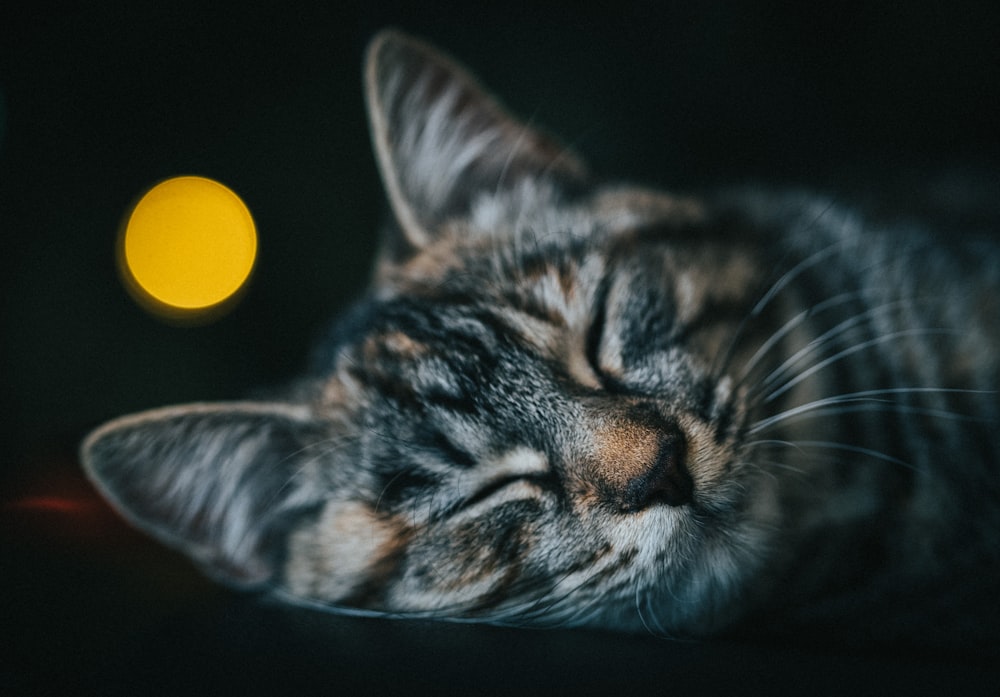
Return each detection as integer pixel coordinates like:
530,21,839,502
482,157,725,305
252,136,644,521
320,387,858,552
364,29,590,253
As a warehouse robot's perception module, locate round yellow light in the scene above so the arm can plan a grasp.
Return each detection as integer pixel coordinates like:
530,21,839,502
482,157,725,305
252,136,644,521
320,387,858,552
120,176,257,317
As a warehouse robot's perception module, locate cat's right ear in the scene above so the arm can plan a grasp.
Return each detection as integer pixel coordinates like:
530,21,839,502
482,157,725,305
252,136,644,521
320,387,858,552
81,402,328,588
364,29,589,254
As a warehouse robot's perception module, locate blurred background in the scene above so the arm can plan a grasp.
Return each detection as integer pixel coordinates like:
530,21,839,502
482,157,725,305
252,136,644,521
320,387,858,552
2,1,999,694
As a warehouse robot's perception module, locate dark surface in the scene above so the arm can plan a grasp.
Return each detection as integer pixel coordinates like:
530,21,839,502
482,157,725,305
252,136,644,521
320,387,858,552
4,496,999,696
3,2,999,694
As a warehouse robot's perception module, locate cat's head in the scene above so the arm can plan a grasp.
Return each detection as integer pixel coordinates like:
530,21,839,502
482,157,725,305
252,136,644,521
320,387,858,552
83,30,791,635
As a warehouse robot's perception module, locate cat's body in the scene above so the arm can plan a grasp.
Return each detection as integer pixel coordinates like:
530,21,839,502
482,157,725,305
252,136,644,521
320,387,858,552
83,30,1000,640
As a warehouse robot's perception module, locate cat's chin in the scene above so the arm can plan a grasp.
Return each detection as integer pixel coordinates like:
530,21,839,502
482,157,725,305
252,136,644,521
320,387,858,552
575,488,779,635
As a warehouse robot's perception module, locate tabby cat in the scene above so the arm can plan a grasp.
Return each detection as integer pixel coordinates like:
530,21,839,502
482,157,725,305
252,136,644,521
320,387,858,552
83,30,1000,639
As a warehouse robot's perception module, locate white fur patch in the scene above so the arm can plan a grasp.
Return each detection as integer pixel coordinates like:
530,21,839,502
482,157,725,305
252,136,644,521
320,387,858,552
285,499,400,602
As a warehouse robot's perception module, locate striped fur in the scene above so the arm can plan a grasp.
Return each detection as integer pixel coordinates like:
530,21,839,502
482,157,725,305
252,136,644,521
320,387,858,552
82,30,1000,638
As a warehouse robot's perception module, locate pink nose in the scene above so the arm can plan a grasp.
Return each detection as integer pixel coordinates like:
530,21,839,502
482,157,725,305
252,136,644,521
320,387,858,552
619,426,691,510
587,401,693,512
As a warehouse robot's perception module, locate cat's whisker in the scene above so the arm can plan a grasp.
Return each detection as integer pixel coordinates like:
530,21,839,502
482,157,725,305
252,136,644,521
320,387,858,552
712,237,843,380
637,584,676,638
762,439,920,471
493,544,672,630
754,464,789,484
526,564,623,622
747,387,989,436
634,584,657,635
762,327,962,405
743,437,808,453
724,237,933,390
753,299,917,397
743,439,848,473
750,236,841,320
264,435,358,512
731,459,781,484
720,200,849,335
374,468,416,515
733,291,865,390
543,587,611,629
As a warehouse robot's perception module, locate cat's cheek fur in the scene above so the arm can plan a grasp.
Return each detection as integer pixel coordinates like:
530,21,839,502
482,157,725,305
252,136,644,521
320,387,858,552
558,498,775,635
654,492,781,634
283,500,409,604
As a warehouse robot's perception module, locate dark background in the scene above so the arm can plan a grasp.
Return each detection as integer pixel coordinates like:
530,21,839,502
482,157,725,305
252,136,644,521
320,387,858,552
2,1,999,694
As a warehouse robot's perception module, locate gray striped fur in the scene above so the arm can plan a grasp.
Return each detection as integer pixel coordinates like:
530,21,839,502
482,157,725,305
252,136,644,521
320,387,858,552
82,30,999,639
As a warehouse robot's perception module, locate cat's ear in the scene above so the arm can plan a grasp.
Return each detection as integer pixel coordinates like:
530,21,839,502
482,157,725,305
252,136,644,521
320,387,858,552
364,29,589,252
81,402,326,588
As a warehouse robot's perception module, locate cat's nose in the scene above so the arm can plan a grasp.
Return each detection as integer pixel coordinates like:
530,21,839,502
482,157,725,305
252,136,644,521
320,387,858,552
619,426,691,510
586,401,693,512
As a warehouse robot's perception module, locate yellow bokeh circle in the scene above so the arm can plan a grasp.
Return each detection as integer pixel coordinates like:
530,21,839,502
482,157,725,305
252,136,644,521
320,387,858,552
119,176,257,320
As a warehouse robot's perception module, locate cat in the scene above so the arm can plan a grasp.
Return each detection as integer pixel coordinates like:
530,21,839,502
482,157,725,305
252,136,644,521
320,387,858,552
82,29,1000,641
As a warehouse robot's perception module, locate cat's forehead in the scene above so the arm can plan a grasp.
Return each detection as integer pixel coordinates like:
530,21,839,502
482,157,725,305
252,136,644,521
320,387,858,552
380,185,707,289
352,296,507,347
355,271,592,375
470,183,706,238
325,296,529,396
